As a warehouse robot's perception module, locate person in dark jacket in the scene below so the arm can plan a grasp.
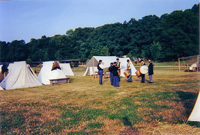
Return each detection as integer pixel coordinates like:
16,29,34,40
112,62,120,87
97,60,104,85
2,64,8,74
141,60,146,83
148,58,154,83
109,63,114,85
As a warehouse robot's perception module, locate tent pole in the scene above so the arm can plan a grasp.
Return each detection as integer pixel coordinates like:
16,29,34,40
93,56,95,79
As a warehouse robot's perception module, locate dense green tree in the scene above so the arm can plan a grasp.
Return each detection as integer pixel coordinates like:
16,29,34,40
150,42,162,61
0,4,198,62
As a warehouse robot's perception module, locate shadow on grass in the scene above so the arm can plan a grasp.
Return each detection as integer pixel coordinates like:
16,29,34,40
177,91,200,127
176,91,198,117
119,117,140,135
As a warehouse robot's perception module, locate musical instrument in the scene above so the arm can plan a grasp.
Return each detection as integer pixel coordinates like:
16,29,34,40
140,65,148,74
135,70,141,78
124,70,131,77
135,66,148,78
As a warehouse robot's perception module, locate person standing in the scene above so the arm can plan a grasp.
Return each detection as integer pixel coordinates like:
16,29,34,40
109,63,114,85
97,60,104,85
116,58,121,81
141,60,146,83
113,62,120,87
127,59,132,82
148,58,154,83
2,64,8,77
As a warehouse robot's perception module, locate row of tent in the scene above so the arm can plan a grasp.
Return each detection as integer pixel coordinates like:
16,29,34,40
0,61,74,90
0,56,137,90
0,56,199,123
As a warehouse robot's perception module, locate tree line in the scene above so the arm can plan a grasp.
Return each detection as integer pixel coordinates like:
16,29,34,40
0,4,199,63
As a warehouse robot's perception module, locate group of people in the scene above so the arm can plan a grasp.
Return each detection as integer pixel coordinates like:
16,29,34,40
97,58,154,86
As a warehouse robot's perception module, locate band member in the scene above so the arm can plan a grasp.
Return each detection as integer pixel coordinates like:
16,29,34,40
113,62,120,87
127,59,132,82
116,58,121,81
148,58,154,83
97,60,104,85
141,60,145,83
109,63,114,85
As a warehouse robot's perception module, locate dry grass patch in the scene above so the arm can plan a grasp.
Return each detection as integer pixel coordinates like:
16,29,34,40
0,68,200,134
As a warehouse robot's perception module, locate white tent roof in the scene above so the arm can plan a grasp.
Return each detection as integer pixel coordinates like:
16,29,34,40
37,61,66,85
188,91,200,122
0,61,42,90
8,63,13,72
83,67,98,76
85,56,117,68
60,63,74,76
119,58,137,76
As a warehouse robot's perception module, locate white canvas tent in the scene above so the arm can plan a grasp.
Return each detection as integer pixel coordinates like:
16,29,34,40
7,63,13,73
0,61,42,90
85,56,117,68
37,61,67,85
60,63,74,76
84,56,117,76
188,91,200,122
191,62,197,68
83,67,98,76
84,56,137,77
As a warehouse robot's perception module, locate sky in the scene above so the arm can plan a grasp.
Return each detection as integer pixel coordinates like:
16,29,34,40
0,0,199,43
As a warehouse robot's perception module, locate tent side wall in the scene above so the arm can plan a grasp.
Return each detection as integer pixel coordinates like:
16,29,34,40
37,61,54,85
83,67,98,76
60,63,74,76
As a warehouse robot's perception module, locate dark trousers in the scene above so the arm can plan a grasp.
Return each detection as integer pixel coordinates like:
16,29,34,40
127,69,132,82
141,74,145,83
110,72,114,85
113,76,119,87
99,70,103,84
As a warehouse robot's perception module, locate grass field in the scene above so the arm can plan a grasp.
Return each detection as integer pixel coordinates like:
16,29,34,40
0,65,200,134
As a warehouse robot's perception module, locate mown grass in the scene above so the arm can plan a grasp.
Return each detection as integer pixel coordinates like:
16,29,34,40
0,66,200,134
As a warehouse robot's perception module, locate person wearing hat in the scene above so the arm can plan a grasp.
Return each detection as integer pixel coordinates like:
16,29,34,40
112,62,120,87
141,60,146,83
109,62,114,85
148,58,153,83
97,60,104,85
127,59,132,82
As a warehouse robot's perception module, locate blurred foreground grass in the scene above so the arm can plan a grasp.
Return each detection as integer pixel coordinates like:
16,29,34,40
0,66,200,134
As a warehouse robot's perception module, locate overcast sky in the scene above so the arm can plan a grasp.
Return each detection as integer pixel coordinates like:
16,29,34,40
0,0,198,43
